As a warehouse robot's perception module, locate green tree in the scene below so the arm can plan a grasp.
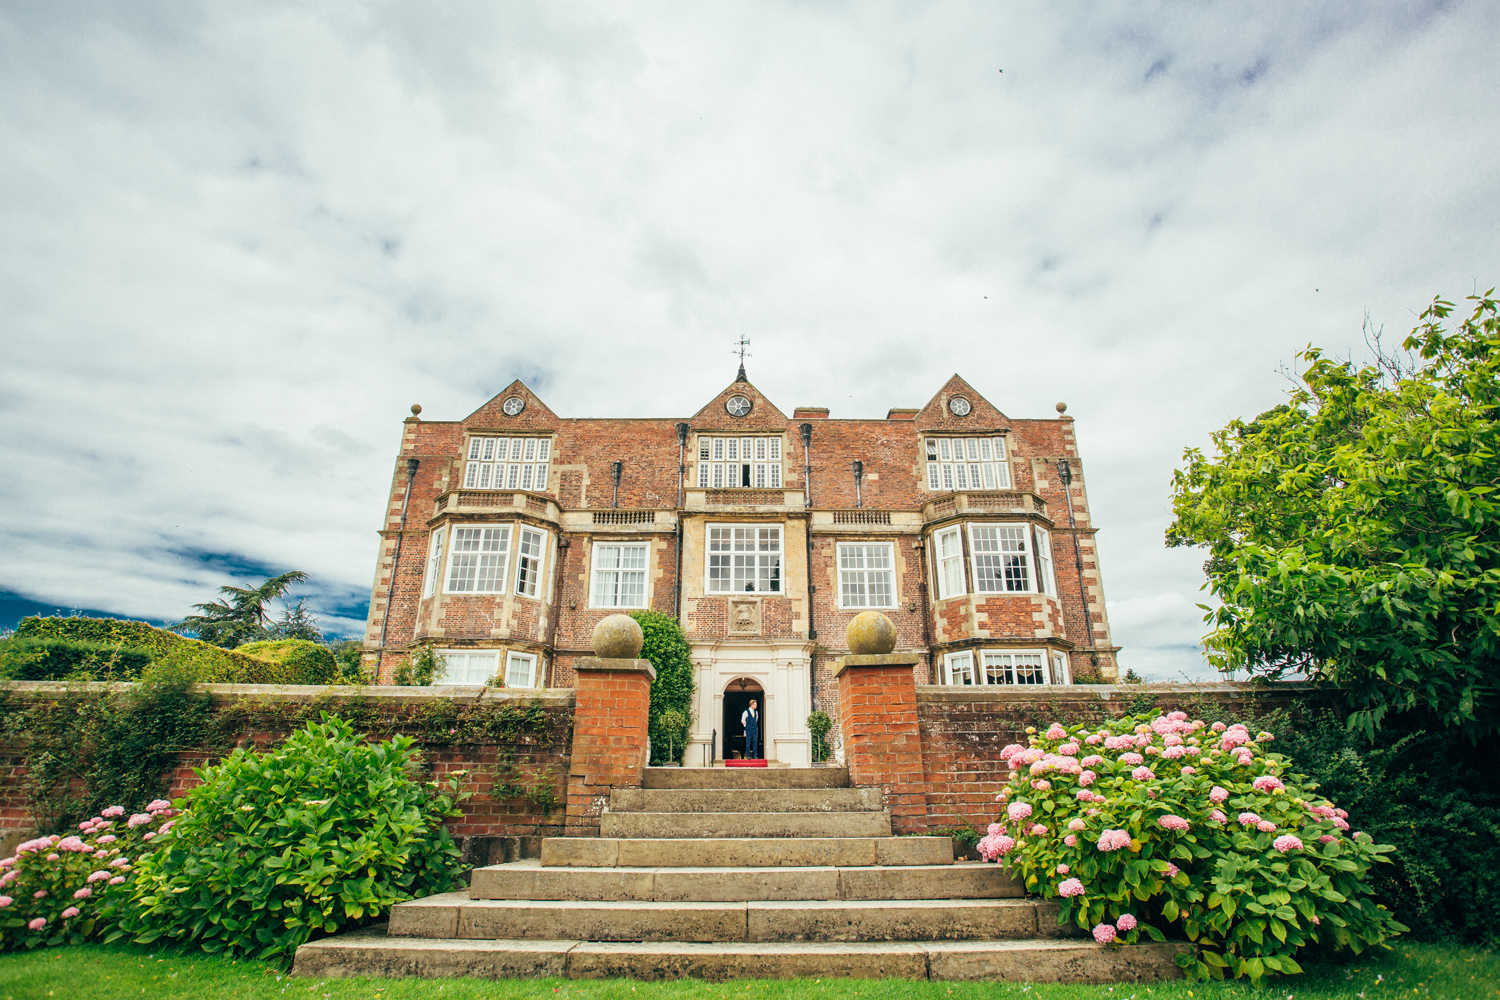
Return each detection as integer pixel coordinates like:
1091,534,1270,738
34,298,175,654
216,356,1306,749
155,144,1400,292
1167,292,1499,739
173,571,309,648
268,597,323,641
630,610,695,764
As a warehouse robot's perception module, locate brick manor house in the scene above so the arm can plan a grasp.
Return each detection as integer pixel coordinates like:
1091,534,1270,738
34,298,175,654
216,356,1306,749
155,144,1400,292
362,369,1120,764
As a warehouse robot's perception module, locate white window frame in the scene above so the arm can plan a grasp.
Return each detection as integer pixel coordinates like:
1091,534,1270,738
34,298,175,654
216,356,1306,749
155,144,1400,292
934,526,965,600
942,650,977,686
505,651,539,688
422,528,446,599
431,649,499,686
706,523,783,594
982,649,1049,686
925,436,1011,492
696,436,784,491
590,542,650,609
445,525,513,594
514,527,548,598
1052,651,1071,686
1034,526,1056,598
463,436,552,493
968,523,1034,594
837,542,896,609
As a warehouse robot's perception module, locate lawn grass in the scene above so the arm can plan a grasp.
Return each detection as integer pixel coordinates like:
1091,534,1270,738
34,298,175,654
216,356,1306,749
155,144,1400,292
0,942,1494,1000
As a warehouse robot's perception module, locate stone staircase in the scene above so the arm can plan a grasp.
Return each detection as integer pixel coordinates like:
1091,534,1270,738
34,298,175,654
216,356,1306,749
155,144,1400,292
293,767,1186,982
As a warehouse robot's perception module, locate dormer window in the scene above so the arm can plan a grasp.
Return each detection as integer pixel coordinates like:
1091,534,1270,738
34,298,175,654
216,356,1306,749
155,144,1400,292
925,437,1011,491
697,436,783,489
463,436,552,492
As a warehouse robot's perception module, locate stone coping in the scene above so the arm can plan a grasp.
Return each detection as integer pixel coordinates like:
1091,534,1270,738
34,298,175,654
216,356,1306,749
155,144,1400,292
573,657,658,681
832,653,923,679
914,681,1322,704
0,680,576,708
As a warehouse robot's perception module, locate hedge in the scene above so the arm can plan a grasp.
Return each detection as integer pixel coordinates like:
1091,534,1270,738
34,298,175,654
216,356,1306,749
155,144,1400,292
0,638,153,681
236,639,339,685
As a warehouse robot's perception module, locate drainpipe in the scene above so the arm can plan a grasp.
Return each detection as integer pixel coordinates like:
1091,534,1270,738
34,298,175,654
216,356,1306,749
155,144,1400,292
544,535,568,688
851,460,863,508
800,423,818,710
1056,458,1095,673
675,422,688,617
377,457,420,680
915,537,933,683
611,461,622,508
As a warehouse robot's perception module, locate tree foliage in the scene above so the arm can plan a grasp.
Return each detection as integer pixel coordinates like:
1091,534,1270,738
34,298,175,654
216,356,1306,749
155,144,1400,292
1168,293,1500,739
630,610,695,764
173,571,309,648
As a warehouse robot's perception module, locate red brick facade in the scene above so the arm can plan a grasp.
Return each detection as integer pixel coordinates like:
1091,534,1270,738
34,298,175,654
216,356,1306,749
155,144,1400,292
364,371,1121,764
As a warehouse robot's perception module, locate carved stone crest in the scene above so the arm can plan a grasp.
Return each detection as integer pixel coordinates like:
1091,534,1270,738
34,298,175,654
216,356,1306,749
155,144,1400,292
729,599,761,635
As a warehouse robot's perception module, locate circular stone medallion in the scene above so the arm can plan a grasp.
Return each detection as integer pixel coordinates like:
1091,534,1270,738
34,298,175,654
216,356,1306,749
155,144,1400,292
502,396,526,416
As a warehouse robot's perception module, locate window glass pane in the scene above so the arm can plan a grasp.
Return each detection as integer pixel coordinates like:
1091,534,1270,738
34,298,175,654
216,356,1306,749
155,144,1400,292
769,438,781,460
537,439,551,460
770,463,781,488
713,438,724,460
468,438,483,460
726,438,738,461
516,528,544,597
983,652,1012,685
1014,653,1046,684
506,653,536,688
698,462,709,487
520,465,534,491
946,652,974,685
523,438,537,461
699,438,711,460
464,462,479,488
979,438,992,461
938,439,951,461
926,439,938,460
966,439,980,461
927,463,941,490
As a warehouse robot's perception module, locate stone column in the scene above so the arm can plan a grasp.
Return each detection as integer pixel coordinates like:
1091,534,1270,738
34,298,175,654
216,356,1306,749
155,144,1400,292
564,615,657,836
834,612,930,835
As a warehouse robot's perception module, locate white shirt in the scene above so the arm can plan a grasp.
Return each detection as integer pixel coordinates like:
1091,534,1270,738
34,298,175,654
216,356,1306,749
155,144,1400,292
741,708,759,727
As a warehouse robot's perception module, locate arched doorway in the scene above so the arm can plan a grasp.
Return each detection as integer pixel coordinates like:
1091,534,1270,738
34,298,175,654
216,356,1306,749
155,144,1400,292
721,677,764,760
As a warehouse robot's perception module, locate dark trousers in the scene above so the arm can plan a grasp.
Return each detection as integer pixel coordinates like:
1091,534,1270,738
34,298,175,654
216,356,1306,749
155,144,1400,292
745,725,760,759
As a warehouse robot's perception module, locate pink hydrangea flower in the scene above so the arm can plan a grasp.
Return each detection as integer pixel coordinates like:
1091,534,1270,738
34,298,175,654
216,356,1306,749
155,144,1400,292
28,917,45,931
1045,724,1068,740
108,876,126,885
1144,746,1161,756
1332,817,1350,831
1158,815,1189,831
1058,743,1080,756
127,813,152,828
1209,786,1229,804
1080,755,1103,767
1064,834,1077,846
1030,824,1049,836
1079,770,1096,787
1067,818,1086,832
1319,835,1337,844
1162,745,1186,760
0,896,10,908
1180,766,1196,776
1000,743,1024,761
143,833,155,841
101,805,125,818
1211,722,1227,733
45,854,60,862
73,887,92,900
1116,913,1138,931
1257,821,1277,833
61,906,80,919
1273,835,1304,853
1253,775,1285,794
1056,863,1070,875
1058,877,1085,897
1007,802,1033,822
1118,752,1144,765
1131,766,1155,782
97,835,116,844
1163,734,1183,747
1093,923,1117,944
987,823,1003,836
1164,863,1180,877
1075,789,1093,801
1166,711,1187,722
1238,812,1261,826
1086,808,1100,816
1209,809,1227,823
976,834,1015,861
1085,733,1103,745
1097,829,1132,851
147,799,172,812
109,857,131,868
78,821,93,831
87,870,110,883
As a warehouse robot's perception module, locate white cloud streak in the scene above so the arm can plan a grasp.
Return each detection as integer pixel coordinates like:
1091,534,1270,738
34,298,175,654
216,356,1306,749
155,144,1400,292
2,1,1497,669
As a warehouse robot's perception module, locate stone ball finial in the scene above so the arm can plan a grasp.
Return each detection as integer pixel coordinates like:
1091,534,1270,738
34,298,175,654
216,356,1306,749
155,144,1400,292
592,614,644,658
1055,402,1067,415
411,404,423,416
847,611,897,655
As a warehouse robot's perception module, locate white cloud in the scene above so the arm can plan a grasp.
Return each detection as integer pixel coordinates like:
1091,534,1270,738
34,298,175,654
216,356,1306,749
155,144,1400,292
2,1,1498,670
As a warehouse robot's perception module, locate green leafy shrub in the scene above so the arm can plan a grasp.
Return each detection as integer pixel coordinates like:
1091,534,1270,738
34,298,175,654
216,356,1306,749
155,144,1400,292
807,710,833,763
631,611,695,765
17,616,280,682
655,709,689,763
235,640,339,684
980,711,1405,985
392,646,445,686
0,638,152,681
0,801,174,950
112,714,469,965
1270,709,1500,945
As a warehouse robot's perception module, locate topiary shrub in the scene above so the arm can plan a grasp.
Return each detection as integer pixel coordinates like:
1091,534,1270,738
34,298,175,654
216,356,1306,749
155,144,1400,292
0,638,152,682
979,711,1405,985
235,640,339,685
112,714,469,965
630,611,695,765
18,616,277,682
807,710,833,763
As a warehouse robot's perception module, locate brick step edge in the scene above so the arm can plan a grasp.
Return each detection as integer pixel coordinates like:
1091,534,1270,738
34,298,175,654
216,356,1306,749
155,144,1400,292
292,928,1191,983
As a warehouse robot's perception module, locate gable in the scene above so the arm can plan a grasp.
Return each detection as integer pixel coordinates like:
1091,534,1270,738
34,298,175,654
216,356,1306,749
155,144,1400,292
463,380,560,431
913,374,1010,432
690,377,790,432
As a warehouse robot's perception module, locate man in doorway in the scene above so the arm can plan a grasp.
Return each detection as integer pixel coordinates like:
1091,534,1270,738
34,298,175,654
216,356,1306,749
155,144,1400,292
741,699,761,760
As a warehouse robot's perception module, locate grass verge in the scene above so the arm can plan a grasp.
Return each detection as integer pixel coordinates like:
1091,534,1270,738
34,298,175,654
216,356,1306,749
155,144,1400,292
0,942,1495,1000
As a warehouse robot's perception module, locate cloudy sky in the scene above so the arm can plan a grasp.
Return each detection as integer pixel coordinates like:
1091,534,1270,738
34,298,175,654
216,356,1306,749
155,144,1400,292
2,1,1497,677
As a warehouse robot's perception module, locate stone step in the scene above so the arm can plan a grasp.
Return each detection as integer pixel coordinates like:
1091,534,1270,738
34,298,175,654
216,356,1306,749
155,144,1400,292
609,787,884,814
542,836,954,868
599,810,892,839
389,893,1063,943
293,927,1190,983
643,766,850,789
470,860,1023,902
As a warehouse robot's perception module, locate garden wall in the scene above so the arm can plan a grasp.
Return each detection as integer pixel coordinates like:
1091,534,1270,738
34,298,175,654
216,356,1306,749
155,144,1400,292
0,682,574,865
915,681,1330,833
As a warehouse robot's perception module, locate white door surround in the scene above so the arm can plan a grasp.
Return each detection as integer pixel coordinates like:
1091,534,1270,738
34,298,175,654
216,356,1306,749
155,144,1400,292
689,639,813,765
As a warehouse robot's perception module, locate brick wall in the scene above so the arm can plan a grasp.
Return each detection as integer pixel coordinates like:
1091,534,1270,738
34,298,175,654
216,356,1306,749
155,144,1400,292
0,682,575,864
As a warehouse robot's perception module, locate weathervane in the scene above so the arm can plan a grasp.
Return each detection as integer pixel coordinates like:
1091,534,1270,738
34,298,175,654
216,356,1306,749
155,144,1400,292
733,335,751,382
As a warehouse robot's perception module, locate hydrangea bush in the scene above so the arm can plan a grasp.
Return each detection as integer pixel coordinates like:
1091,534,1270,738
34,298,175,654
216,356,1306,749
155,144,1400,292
0,801,175,950
977,711,1405,984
